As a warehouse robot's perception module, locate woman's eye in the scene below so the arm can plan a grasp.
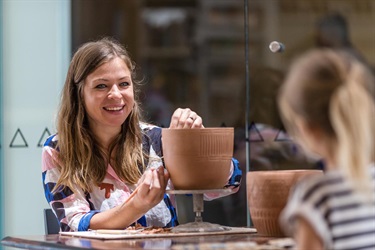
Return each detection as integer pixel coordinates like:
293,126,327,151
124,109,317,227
95,84,106,89
119,82,130,87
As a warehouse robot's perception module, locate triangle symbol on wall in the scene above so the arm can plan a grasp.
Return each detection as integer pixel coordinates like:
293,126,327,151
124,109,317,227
37,127,52,147
9,128,28,148
249,122,264,142
274,128,292,142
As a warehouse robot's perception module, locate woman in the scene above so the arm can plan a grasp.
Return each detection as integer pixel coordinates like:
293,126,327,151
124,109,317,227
278,49,375,249
42,37,241,232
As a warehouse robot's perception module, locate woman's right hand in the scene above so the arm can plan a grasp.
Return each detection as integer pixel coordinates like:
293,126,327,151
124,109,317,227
131,167,169,213
89,166,169,230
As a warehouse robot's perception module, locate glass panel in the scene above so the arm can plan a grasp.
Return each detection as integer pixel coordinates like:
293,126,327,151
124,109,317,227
71,0,375,228
0,0,3,239
1,0,71,236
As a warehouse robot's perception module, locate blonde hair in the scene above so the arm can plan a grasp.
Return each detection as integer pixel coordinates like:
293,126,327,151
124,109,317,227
278,49,375,198
55,37,145,193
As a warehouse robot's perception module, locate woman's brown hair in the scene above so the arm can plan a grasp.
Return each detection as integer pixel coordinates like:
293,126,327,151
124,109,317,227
54,37,145,193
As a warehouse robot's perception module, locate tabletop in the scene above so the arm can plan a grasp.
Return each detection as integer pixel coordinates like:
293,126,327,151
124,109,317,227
1,232,295,250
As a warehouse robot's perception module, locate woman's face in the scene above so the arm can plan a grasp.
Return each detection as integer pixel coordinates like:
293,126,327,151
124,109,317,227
83,57,134,135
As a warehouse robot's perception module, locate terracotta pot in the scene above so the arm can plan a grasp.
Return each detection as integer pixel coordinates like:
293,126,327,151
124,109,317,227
162,128,234,190
246,170,323,236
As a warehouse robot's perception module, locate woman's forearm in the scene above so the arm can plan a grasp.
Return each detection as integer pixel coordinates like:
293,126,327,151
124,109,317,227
89,199,148,230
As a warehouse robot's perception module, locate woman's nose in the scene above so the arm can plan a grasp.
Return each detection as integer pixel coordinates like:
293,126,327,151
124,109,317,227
108,85,122,99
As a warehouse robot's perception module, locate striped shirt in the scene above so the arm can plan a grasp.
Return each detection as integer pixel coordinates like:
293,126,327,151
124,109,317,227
280,164,375,250
42,123,242,232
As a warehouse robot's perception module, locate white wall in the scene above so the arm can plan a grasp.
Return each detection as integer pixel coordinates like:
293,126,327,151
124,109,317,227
1,0,70,236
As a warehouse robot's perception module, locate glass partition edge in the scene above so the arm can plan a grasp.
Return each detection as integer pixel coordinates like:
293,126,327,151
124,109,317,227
0,0,4,240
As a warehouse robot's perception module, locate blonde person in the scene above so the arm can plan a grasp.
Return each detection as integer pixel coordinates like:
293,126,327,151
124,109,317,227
279,49,375,250
42,37,241,232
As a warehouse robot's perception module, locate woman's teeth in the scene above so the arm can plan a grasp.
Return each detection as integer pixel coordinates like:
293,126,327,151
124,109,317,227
105,106,123,111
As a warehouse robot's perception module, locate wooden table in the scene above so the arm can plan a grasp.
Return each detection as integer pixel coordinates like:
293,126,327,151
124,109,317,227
1,233,292,249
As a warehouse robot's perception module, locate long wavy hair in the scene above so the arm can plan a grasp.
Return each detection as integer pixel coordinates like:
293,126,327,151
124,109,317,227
278,49,375,200
54,37,145,193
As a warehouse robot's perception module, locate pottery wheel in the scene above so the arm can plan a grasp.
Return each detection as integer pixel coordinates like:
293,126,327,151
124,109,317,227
166,189,234,233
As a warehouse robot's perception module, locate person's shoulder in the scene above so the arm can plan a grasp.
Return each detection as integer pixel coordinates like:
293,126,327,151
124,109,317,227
43,133,58,149
292,170,346,203
140,122,162,136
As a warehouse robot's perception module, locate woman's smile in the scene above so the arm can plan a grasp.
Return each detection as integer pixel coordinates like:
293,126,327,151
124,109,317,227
103,105,125,112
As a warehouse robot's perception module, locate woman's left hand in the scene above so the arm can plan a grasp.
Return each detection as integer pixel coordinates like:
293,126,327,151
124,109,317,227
169,108,204,129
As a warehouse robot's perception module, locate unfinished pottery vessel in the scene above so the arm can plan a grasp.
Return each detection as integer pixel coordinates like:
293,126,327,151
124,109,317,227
162,128,234,190
247,170,323,236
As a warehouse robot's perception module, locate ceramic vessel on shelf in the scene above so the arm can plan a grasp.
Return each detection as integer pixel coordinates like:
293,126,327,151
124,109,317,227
246,169,323,236
162,128,234,190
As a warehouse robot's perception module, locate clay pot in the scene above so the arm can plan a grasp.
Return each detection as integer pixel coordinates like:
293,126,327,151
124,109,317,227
246,170,323,236
162,128,234,190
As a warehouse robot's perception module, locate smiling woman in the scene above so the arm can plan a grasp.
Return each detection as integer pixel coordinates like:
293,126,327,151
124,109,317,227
83,57,135,139
41,37,242,232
